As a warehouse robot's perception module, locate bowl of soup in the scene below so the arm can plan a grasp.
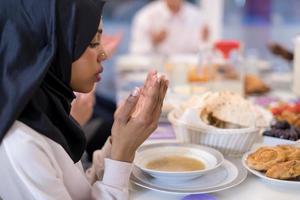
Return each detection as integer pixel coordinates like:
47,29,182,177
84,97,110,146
134,143,224,180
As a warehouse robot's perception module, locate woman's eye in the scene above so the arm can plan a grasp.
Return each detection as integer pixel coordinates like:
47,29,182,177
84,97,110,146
89,42,100,48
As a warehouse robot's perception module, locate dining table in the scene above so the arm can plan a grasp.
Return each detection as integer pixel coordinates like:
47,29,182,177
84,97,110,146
128,129,300,200
114,54,300,200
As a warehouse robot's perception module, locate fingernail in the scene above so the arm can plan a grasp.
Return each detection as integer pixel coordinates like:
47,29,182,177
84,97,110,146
131,87,140,97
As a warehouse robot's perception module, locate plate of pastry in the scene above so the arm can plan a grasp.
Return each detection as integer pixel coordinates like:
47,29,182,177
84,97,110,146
242,144,300,186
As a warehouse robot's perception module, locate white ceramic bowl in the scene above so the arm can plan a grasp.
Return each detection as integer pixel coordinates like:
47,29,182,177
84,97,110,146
134,143,224,181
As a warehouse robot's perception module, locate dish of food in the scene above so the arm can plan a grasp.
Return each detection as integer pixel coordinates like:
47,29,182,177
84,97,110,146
131,158,247,194
245,74,270,95
270,103,300,128
243,144,300,184
134,143,224,181
262,102,300,142
145,155,206,172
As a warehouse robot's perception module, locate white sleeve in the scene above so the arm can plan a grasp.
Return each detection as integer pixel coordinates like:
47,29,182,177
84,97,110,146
91,159,132,200
86,138,112,184
129,11,154,54
1,134,74,200
1,126,132,200
86,138,133,200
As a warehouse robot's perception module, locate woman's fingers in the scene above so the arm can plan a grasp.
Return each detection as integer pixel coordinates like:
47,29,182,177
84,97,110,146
149,75,168,116
144,76,168,133
138,74,161,121
151,76,169,125
159,76,169,109
110,73,169,163
144,69,157,90
114,87,140,124
128,72,168,127
131,70,158,119
131,75,168,133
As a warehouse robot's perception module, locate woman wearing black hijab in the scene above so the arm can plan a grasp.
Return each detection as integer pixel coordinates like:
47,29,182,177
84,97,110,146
0,0,168,199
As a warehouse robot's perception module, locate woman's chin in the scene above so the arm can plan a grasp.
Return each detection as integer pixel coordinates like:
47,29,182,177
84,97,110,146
73,85,94,93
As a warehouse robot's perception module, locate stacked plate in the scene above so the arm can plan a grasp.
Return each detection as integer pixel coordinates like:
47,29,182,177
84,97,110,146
131,143,248,194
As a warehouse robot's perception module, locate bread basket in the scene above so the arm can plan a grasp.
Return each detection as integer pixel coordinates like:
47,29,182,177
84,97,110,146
168,108,261,156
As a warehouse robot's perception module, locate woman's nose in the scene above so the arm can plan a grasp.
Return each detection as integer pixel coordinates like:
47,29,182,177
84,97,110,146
97,51,107,63
97,44,107,62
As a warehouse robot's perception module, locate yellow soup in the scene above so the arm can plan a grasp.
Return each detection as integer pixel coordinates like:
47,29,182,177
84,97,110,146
146,156,205,172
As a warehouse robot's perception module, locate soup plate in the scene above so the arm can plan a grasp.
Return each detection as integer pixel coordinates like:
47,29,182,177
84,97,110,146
134,143,224,181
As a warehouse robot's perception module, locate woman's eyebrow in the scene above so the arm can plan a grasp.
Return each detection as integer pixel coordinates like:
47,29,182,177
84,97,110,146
97,29,102,34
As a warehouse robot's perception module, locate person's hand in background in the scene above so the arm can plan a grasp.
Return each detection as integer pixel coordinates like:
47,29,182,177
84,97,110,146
71,88,96,127
268,42,294,61
111,70,168,163
101,32,123,58
201,25,210,42
151,29,168,46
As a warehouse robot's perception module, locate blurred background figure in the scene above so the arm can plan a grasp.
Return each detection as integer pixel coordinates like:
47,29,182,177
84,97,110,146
129,0,210,55
88,0,300,158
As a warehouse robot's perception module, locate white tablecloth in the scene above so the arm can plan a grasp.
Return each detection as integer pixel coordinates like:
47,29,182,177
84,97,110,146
130,174,300,200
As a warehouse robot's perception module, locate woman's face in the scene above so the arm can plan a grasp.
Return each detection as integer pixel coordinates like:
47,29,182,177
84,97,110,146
70,27,106,93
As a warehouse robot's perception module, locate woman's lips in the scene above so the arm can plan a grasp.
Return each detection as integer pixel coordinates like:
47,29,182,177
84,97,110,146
96,74,101,82
95,67,103,82
98,67,103,74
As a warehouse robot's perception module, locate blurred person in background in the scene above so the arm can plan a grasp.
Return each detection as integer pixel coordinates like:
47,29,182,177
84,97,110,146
130,0,210,55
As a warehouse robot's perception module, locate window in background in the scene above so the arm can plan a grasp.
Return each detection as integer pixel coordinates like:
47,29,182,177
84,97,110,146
223,0,300,53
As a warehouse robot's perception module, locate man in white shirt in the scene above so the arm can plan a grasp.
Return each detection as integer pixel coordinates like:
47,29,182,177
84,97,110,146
130,0,209,55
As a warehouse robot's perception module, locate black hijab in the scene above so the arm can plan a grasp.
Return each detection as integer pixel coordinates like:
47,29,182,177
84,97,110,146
0,0,105,162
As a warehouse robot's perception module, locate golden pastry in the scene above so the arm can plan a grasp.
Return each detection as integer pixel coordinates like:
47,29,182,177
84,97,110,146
246,147,286,171
266,160,300,180
287,149,300,161
187,66,210,83
245,74,270,95
277,145,300,161
277,145,297,155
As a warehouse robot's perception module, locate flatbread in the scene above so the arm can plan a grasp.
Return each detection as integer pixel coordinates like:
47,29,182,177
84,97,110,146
212,99,256,127
201,91,256,128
